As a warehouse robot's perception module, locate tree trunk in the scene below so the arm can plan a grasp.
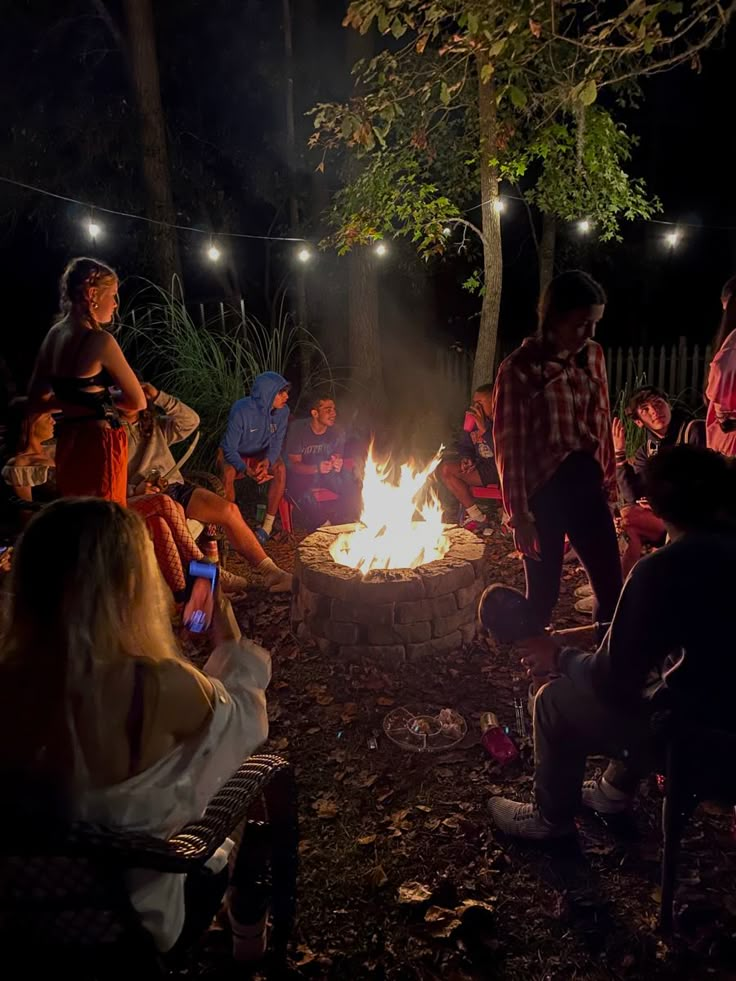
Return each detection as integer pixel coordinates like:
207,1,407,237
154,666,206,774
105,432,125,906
122,0,180,287
473,53,503,389
539,213,556,297
345,27,382,401
348,249,382,397
282,0,311,390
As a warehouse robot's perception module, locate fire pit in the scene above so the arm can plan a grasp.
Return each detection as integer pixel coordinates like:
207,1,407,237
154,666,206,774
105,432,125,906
291,524,485,662
291,444,486,662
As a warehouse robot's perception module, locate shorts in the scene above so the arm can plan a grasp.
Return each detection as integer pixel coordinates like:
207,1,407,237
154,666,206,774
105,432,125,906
476,457,499,487
165,481,197,511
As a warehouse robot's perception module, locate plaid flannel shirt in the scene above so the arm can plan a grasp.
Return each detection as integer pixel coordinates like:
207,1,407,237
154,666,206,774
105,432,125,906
491,337,616,524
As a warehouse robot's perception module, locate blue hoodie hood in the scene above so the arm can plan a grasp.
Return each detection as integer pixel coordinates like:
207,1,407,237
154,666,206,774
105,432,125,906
250,371,290,411
219,371,291,471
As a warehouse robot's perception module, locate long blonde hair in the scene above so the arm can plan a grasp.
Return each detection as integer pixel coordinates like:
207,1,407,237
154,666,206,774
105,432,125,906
0,498,184,797
57,256,117,331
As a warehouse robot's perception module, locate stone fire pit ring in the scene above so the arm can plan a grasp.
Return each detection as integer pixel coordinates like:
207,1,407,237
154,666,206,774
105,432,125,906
291,525,486,663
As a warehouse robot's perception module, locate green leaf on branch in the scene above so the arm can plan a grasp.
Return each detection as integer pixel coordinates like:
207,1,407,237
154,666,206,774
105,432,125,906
508,85,527,109
579,79,598,106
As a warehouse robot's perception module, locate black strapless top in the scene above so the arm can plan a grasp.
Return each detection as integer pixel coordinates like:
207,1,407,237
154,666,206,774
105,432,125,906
51,368,119,424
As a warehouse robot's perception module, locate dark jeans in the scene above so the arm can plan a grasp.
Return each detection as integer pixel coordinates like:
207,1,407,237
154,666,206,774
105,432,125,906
533,674,654,823
526,451,622,632
294,472,362,531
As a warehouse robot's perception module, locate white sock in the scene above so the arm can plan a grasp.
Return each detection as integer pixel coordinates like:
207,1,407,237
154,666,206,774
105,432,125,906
262,513,275,535
466,504,484,522
600,777,629,800
257,556,285,580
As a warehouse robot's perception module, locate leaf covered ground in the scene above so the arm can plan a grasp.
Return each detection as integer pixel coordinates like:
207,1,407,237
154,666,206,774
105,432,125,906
201,519,736,980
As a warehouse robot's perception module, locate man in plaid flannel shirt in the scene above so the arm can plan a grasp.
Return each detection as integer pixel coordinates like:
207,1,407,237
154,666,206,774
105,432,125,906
491,271,622,634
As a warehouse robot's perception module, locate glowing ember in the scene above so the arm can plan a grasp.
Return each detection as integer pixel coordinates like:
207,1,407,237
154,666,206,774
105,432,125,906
330,444,450,572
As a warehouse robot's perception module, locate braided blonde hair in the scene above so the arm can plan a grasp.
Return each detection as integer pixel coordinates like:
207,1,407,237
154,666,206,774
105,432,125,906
57,257,118,331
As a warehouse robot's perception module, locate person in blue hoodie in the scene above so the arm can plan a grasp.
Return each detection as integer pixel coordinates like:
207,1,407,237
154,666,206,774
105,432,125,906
218,372,290,544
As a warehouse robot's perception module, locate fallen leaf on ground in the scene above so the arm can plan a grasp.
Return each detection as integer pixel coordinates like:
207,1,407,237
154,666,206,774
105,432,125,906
367,865,388,888
424,905,461,938
313,798,339,819
398,881,432,905
356,834,377,846
377,696,395,706
357,772,378,788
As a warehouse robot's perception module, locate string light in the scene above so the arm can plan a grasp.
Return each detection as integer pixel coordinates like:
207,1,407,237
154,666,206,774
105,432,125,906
493,198,506,214
577,219,591,234
374,242,388,257
665,230,681,248
206,244,221,262
297,247,312,263
87,220,102,240
442,226,452,237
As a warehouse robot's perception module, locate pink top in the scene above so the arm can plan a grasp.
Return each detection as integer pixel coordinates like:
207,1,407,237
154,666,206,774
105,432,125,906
706,329,736,457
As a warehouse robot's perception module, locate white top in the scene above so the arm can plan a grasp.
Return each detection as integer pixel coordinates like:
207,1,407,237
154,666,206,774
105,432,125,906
1,462,54,488
76,638,271,951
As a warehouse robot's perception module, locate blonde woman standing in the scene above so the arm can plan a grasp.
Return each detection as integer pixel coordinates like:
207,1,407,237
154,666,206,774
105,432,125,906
28,257,145,504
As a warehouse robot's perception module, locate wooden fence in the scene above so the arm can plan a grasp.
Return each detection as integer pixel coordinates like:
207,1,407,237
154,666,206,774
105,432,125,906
436,337,712,409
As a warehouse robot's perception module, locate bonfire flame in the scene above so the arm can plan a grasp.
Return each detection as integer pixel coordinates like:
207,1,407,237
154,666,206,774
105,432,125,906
330,444,450,572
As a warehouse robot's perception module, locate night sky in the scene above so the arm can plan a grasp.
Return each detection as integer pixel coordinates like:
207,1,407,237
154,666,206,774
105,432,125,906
0,1,734,386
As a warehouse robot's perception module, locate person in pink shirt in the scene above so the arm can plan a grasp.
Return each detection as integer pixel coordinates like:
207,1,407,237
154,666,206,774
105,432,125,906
705,274,736,457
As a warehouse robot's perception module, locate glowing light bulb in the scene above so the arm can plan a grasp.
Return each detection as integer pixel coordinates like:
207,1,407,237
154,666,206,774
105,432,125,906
297,248,312,263
87,220,101,239
442,226,452,237
493,198,506,214
375,242,387,256
578,219,591,234
666,230,681,248
207,244,221,262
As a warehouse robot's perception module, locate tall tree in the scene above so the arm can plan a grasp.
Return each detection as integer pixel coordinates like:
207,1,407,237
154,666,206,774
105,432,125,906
122,0,180,286
312,0,734,387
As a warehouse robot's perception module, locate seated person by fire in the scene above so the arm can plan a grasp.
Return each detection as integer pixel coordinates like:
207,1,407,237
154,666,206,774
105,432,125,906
284,392,362,531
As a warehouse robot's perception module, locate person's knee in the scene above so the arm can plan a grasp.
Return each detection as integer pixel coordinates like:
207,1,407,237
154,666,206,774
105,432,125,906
222,500,242,525
438,460,457,484
271,458,285,479
533,675,576,733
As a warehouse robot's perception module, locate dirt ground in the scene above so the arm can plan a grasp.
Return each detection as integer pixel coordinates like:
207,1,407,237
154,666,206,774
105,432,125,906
204,514,736,980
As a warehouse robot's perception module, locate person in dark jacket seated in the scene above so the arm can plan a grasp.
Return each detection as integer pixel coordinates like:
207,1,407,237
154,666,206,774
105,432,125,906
285,394,361,531
438,383,498,537
487,444,736,840
614,386,704,577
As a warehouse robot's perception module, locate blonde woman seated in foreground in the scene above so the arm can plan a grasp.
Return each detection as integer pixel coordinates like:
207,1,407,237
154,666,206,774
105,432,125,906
0,498,272,959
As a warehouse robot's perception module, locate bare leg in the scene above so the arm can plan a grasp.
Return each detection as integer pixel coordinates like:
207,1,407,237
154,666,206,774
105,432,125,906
186,487,291,593
187,488,267,565
266,458,286,516
438,460,483,509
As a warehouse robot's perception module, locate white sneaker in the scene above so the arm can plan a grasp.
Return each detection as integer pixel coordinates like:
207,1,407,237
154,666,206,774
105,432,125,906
487,798,575,839
574,583,594,599
581,779,630,815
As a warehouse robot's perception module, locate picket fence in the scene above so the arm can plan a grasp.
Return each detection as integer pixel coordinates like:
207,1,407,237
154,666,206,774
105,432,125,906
436,337,712,409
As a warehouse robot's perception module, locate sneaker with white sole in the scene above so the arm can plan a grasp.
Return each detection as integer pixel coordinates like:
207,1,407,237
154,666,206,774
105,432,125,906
581,779,630,815
574,583,594,599
219,568,248,596
487,797,575,839
574,595,594,614
462,516,493,538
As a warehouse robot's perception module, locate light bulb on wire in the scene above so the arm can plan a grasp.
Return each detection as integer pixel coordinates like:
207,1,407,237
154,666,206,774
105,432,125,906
87,220,102,241
577,219,591,235
665,230,681,249
207,244,221,262
442,226,453,237
297,247,312,264
493,198,506,214
374,242,387,257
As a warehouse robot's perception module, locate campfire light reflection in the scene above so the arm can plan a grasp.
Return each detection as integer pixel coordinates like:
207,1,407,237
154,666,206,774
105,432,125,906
330,444,450,572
